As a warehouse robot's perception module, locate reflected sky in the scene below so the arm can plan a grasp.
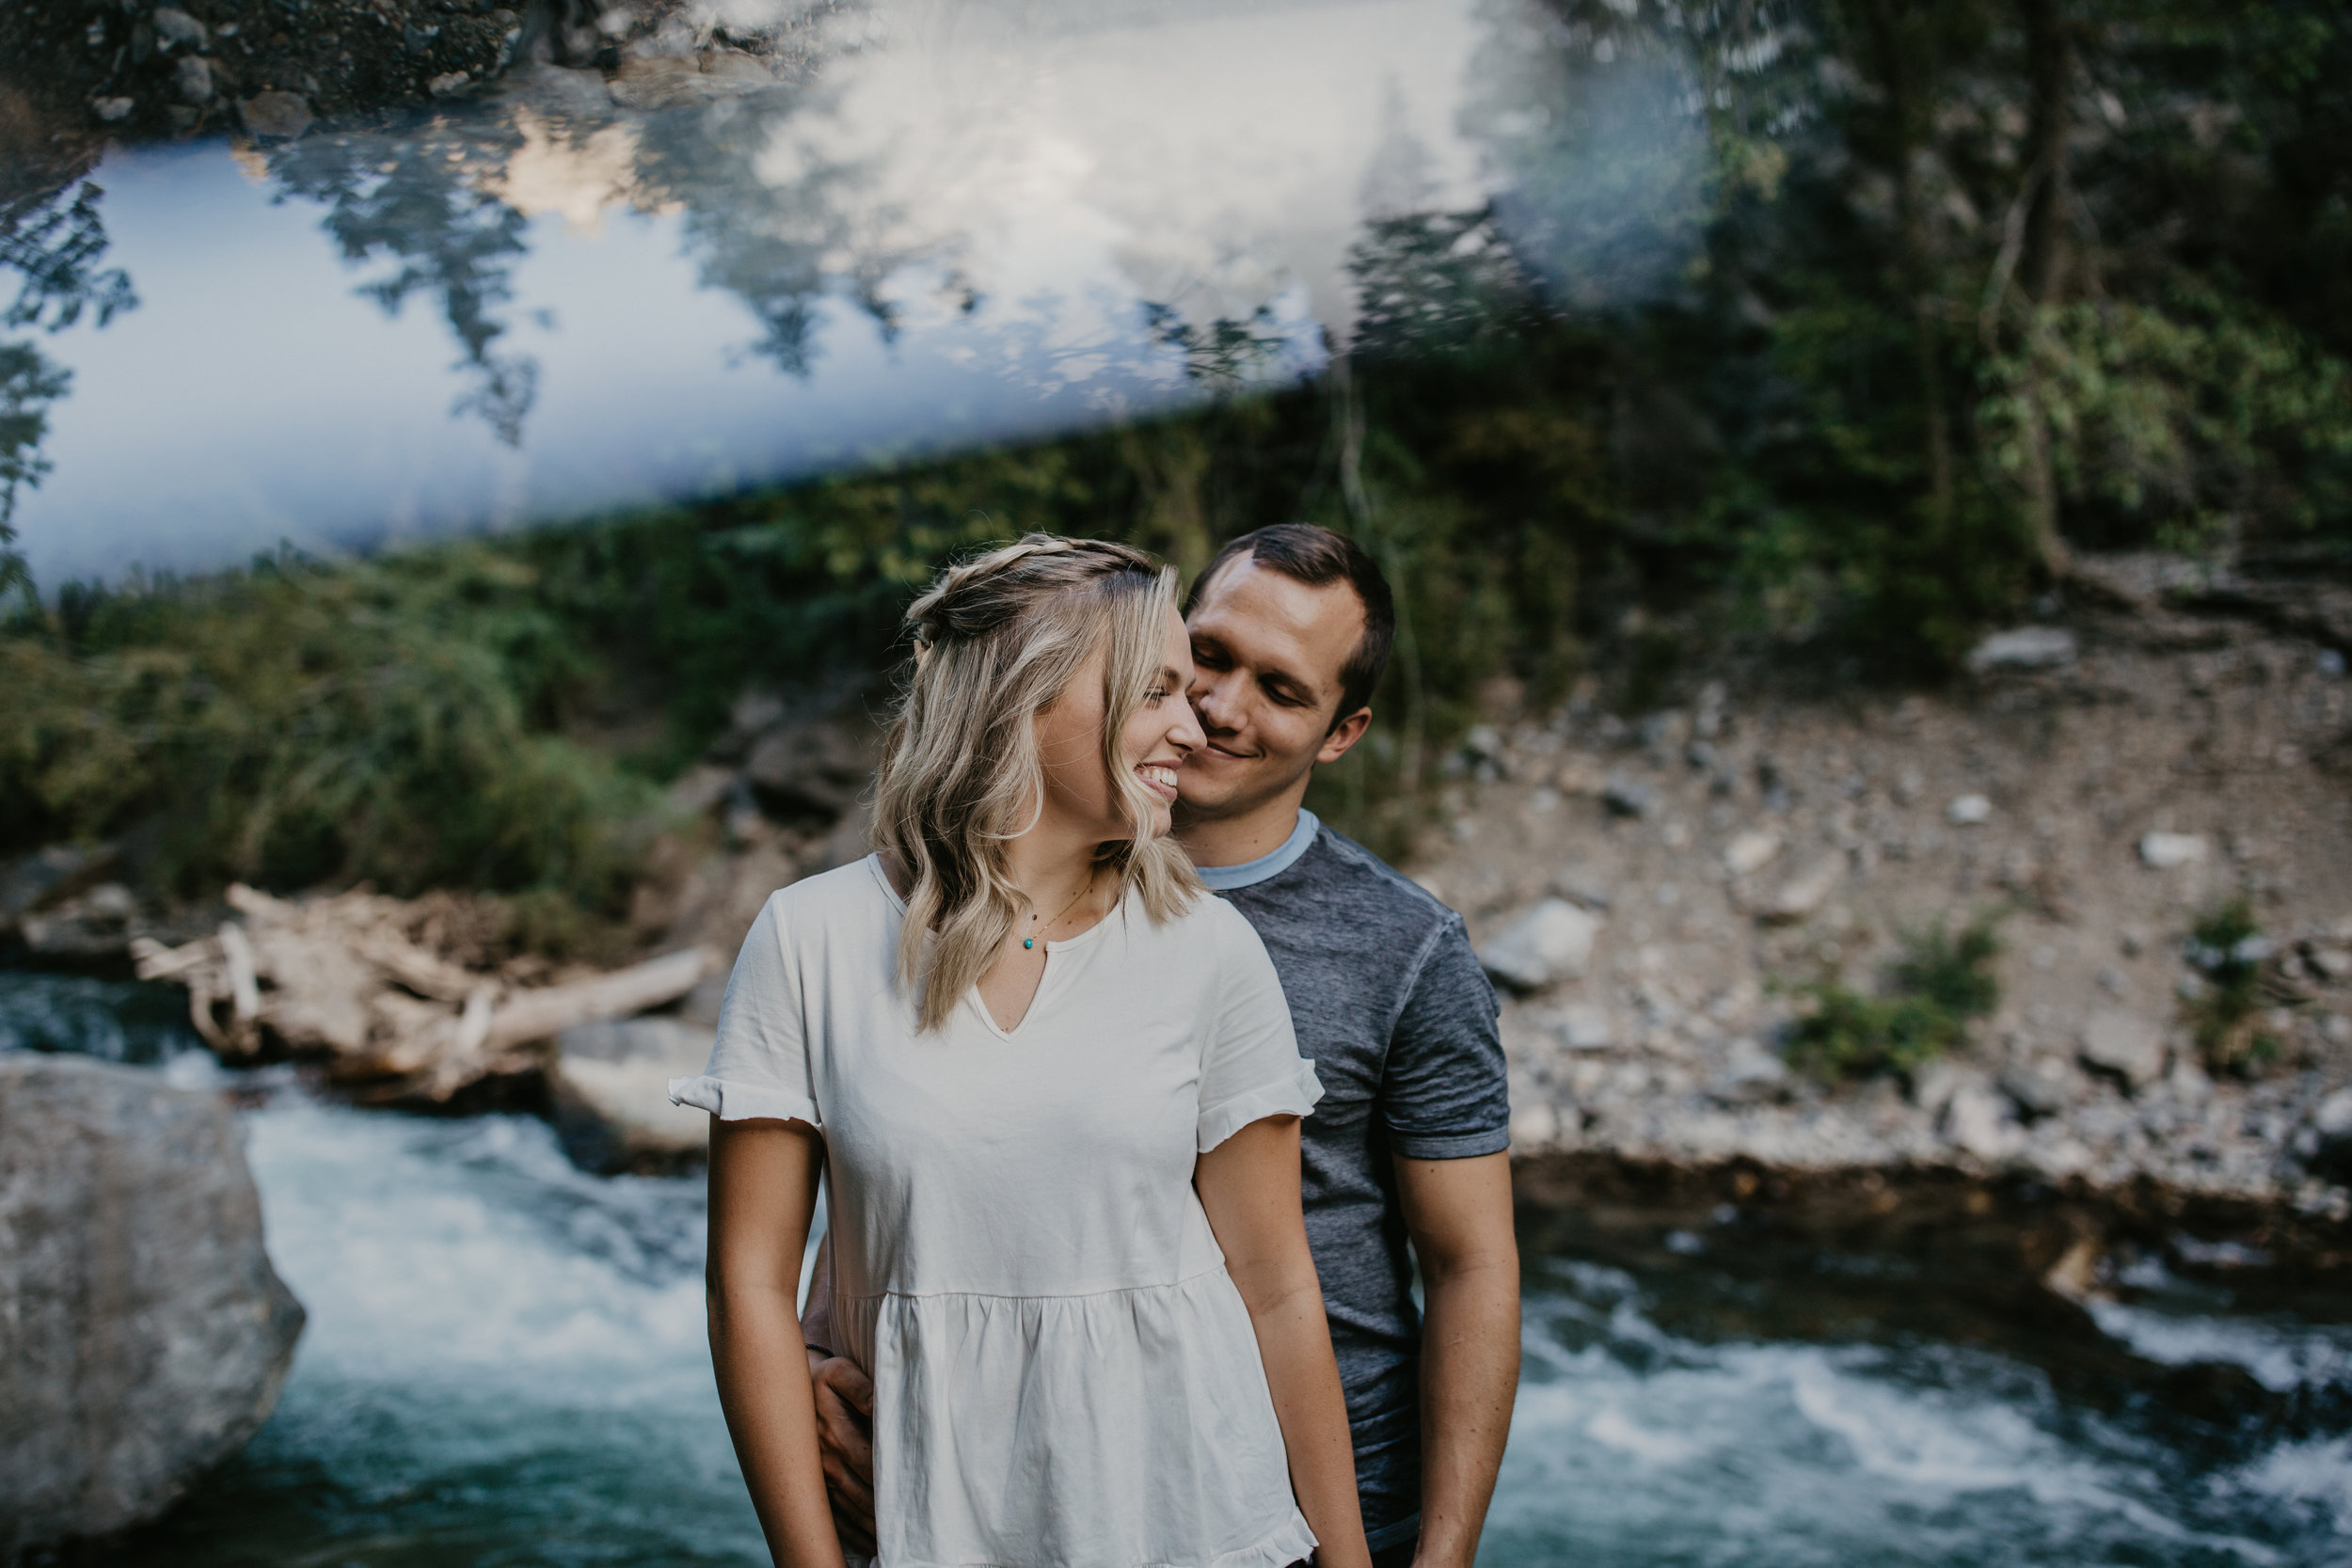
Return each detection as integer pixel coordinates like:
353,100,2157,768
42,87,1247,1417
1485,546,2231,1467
12,0,1520,585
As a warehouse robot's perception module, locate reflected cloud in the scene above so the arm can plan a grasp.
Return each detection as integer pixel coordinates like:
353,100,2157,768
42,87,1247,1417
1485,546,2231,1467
5,0,1758,583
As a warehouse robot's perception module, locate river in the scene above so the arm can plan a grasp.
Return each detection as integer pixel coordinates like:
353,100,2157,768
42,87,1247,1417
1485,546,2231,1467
8,969,2349,1566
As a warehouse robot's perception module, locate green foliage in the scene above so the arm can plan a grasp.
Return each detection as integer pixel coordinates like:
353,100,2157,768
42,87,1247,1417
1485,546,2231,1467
0,549,658,914
2182,896,2283,1073
1784,914,2005,1082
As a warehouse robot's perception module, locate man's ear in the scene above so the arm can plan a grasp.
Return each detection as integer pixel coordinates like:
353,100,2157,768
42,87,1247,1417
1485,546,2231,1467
1316,706,1373,766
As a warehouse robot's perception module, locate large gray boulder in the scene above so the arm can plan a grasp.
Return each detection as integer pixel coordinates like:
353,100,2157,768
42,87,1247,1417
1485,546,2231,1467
0,1053,304,1558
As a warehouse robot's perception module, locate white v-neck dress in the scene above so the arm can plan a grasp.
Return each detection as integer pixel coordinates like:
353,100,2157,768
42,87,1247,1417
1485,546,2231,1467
670,856,1325,1568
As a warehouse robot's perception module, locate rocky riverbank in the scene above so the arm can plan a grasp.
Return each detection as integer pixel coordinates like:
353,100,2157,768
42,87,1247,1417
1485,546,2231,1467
1431,554,2352,1223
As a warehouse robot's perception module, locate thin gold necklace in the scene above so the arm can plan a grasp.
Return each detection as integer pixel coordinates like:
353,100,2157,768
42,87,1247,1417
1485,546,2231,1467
1023,870,1098,951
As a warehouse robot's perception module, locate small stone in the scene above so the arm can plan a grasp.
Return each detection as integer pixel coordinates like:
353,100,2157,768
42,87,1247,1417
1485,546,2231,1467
2316,1089,2352,1140
1966,626,2077,674
238,90,313,139
1722,828,1783,878
1758,853,1845,925
91,96,135,122
2078,1007,2166,1090
2324,1014,2352,1048
428,70,473,96
1909,1058,1966,1117
1947,794,1993,826
1945,1081,2019,1160
1553,1005,1613,1051
1601,773,1655,818
151,7,207,47
2138,831,2208,869
2167,1056,2212,1105
1509,1101,1562,1148
2311,1088,2352,1181
1998,1060,2074,1119
1705,1040,1789,1106
1478,898,1602,991
2308,947,2352,982
173,55,214,104
2119,926,2150,958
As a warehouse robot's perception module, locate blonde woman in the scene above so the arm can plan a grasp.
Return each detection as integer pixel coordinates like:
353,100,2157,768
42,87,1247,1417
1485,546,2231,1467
671,536,1372,1568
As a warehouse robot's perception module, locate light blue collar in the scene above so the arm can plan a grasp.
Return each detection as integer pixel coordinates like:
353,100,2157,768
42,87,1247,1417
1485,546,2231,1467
1195,810,1320,892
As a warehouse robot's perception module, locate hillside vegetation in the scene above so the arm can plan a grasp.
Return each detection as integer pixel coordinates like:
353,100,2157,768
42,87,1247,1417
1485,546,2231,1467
3,0,2348,935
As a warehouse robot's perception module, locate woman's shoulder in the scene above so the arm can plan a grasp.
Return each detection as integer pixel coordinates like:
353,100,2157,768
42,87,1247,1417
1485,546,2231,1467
760,855,898,939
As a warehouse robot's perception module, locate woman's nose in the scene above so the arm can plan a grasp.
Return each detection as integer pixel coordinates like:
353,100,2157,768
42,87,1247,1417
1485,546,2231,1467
1168,700,1206,755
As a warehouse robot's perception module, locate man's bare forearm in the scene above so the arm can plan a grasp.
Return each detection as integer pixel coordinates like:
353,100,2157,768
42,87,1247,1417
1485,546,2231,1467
1393,1151,1518,1568
1412,1259,1518,1568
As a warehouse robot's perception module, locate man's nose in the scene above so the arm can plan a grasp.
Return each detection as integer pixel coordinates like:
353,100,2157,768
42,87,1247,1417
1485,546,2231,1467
1189,669,1241,732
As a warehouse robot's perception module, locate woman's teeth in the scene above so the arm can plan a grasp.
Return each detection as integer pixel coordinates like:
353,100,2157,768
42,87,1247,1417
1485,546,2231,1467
1137,765,1178,790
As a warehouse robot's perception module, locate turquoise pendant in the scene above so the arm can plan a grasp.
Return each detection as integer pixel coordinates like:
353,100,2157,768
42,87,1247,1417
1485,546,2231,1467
1023,937,1036,949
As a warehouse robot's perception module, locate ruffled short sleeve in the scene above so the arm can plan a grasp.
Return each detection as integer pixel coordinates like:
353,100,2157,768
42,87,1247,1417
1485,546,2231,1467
668,894,820,1127
1195,906,1322,1151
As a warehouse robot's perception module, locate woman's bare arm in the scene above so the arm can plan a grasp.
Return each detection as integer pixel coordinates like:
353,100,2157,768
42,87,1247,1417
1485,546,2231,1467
707,1115,847,1568
1196,1116,1373,1568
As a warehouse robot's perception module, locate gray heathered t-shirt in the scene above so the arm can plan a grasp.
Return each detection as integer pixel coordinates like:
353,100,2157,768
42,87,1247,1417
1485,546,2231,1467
1204,816,1510,1551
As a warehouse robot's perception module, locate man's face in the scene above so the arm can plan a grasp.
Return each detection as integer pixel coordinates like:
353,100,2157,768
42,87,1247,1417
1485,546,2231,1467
1178,556,1373,820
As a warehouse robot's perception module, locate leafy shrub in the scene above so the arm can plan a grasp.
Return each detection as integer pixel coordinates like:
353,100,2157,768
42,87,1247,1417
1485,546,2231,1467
2183,897,2284,1073
1783,914,2004,1083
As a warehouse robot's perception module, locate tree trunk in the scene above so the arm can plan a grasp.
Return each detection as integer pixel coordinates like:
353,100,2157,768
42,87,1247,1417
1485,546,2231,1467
2016,0,2075,579
1861,0,1955,529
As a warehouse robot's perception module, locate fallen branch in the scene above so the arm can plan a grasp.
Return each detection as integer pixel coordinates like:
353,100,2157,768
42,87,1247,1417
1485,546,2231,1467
131,884,715,1103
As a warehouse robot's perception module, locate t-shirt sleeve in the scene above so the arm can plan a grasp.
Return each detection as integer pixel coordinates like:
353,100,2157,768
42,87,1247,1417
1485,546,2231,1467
1381,913,1509,1159
668,894,821,1127
1196,908,1324,1152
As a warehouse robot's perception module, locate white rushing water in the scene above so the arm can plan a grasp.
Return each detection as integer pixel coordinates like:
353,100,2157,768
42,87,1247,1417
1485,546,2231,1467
1487,1259,2352,1566
0,999,2317,1568
155,1085,2352,1567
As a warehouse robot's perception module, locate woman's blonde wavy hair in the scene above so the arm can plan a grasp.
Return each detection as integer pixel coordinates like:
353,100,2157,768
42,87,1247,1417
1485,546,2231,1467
874,534,1200,1030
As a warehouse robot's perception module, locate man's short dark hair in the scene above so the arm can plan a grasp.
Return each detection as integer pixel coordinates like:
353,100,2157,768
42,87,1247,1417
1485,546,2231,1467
1186,524,1395,732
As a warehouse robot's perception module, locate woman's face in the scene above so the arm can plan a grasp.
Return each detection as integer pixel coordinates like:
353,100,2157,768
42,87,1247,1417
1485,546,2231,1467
1036,606,1203,842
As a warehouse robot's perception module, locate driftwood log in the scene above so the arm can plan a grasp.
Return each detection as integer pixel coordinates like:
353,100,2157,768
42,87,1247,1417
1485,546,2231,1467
130,885,714,1103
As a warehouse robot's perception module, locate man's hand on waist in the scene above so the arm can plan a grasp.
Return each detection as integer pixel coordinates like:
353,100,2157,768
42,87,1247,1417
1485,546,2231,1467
805,1345,878,1553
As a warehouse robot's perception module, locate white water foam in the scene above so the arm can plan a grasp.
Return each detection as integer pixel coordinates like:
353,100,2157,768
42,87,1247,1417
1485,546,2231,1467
1486,1283,2308,1567
221,1096,769,1561
2234,1438,2352,1538
2088,1299,2352,1395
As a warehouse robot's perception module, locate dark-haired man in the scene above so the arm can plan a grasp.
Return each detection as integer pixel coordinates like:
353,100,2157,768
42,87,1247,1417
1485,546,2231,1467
803,525,1517,1568
1175,525,1518,1568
